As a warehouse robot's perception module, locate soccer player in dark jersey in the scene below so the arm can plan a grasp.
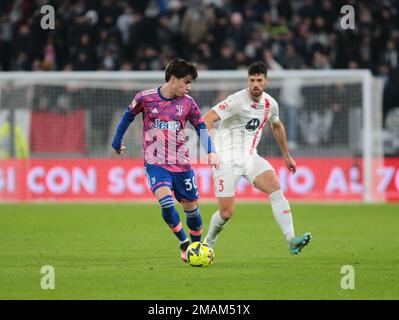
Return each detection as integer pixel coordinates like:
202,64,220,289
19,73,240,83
112,58,219,262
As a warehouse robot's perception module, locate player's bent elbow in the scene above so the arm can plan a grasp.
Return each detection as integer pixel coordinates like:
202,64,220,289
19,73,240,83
271,121,281,131
204,109,220,124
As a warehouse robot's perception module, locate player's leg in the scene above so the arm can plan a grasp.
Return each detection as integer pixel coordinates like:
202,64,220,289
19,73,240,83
204,164,241,248
181,200,203,243
153,186,191,261
145,165,189,247
252,169,295,242
172,170,203,243
204,196,235,248
247,156,311,254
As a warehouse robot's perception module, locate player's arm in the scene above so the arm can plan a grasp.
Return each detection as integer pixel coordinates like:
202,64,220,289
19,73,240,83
270,120,296,174
201,109,220,169
188,100,219,168
111,108,134,154
111,94,143,155
194,121,219,168
204,109,221,140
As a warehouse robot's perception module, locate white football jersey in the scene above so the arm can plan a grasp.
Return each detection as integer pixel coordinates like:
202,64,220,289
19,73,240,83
212,88,279,162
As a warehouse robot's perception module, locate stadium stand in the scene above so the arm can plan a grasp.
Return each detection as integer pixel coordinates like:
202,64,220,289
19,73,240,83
0,0,398,124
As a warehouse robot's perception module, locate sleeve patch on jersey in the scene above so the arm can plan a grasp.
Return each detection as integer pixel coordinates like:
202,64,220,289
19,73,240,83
129,99,138,113
218,97,232,110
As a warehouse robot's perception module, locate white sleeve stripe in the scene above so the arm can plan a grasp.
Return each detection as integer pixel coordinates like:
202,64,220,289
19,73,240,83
184,94,194,101
141,89,157,96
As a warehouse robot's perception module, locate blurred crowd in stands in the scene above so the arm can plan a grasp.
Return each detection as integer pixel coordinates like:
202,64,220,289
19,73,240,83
0,0,399,118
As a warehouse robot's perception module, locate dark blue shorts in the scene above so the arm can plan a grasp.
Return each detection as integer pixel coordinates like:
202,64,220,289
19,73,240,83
144,164,199,202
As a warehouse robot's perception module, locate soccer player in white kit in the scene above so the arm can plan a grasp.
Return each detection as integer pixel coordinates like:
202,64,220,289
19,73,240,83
204,61,311,255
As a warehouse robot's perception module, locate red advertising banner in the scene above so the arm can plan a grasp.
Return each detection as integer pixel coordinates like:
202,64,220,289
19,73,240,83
1,158,398,202
30,110,86,154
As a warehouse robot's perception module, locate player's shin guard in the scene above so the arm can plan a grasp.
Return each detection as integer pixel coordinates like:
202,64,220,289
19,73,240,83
184,207,203,242
269,189,295,242
204,210,228,247
159,195,188,243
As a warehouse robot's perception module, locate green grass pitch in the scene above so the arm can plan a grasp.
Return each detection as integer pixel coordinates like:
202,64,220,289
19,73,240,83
0,203,398,299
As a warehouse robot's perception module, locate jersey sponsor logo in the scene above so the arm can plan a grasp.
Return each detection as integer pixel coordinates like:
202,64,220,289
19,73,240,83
151,118,181,131
245,118,261,131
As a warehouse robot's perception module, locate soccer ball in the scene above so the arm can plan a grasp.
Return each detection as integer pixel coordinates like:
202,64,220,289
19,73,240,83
186,241,214,267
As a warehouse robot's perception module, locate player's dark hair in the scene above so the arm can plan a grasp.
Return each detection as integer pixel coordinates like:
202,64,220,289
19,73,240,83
165,58,198,82
248,61,268,77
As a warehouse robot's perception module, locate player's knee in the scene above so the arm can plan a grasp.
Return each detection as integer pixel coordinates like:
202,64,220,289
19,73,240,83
159,195,175,212
266,177,281,195
269,183,281,194
182,200,198,212
220,206,234,220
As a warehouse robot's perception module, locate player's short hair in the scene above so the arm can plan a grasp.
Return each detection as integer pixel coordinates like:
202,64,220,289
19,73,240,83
165,58,198,82
248,61,268,77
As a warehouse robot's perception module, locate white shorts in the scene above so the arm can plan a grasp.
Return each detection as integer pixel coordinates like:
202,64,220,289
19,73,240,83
213,154,275,197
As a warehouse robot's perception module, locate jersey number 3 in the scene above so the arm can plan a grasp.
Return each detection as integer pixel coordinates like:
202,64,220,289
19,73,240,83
218,179,224,192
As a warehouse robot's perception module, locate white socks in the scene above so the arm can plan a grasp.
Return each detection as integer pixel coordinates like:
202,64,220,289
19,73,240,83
204,210,228,244
205,190,294,246
269,189,295,242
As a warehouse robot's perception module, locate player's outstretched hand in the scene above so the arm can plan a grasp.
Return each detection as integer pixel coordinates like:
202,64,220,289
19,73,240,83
208,152,220,169
285,154,296,174
114,144,126,155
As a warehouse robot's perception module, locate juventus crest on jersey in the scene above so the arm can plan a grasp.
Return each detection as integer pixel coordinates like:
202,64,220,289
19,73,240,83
212,88,280,162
